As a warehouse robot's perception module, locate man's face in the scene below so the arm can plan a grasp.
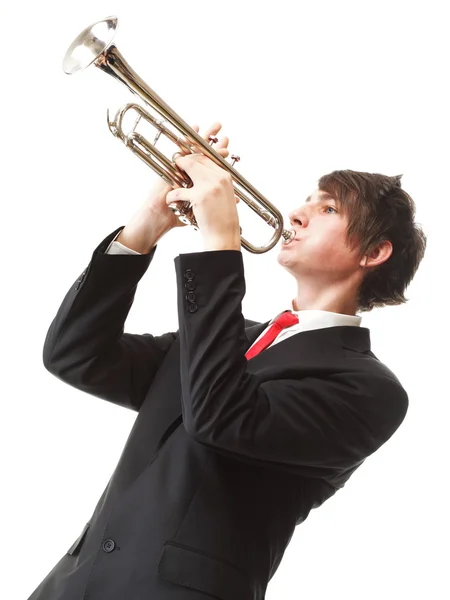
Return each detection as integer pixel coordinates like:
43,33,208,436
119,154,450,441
277,188,363,282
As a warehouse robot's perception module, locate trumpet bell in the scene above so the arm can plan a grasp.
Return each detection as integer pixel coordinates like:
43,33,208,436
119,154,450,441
63,16,118,75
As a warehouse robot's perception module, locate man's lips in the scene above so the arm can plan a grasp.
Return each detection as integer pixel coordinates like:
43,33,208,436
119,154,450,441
280,237,300,246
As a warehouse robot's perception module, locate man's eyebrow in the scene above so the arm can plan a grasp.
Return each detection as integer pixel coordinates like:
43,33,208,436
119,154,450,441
305,193,335,203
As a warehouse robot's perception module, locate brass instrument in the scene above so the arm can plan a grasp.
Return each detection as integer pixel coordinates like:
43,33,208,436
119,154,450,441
62,16,295,253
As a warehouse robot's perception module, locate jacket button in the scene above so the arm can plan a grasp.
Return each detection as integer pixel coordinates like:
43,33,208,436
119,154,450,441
184,269,195,280
75,271,87,289
185,280,195,291
102,539,116,553
187,303,198,313
185,292,196,302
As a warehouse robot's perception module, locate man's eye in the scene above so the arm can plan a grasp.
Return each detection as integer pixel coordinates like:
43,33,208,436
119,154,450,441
324,206,337,213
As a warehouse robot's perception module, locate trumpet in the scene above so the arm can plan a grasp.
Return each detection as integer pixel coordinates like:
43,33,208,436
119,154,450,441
62,16,295,253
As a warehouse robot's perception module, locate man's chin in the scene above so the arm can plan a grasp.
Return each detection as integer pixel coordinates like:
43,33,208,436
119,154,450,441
276,251,293,269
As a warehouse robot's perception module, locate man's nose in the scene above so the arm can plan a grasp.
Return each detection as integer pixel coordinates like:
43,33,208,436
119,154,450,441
289,207,308,228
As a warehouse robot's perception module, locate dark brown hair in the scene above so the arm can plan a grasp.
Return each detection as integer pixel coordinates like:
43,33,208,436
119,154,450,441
317,169,427,313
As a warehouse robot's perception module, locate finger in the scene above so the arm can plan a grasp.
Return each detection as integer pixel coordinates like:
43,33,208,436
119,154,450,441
216,135,229,149
185,121,226,152
180,123,216,156
202,121,222,140
174,152,216,177
180,123,230,162
166,186,193,205
198,123,223,150
216,148,230,158
215,136,229,158
191,131,229,158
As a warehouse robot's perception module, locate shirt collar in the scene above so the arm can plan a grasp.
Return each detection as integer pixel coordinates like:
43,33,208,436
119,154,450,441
270,308,362,330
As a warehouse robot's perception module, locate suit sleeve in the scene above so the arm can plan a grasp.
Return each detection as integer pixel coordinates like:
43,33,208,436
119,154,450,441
43,226,178,412
174,250,409,479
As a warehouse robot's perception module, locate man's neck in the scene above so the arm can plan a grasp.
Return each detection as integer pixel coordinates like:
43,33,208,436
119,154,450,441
292,283,359,316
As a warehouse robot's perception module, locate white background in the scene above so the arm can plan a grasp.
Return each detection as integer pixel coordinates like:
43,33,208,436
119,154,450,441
1,1,448,598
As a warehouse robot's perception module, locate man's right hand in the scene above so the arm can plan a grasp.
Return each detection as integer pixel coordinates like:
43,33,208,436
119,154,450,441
143,121,231,232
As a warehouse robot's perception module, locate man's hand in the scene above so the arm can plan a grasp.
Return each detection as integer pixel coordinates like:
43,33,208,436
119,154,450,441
165,141,241,251
142,122,232,232
116,122,235,253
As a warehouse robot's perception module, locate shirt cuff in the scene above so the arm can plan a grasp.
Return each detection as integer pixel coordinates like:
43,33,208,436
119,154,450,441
104,230,143,255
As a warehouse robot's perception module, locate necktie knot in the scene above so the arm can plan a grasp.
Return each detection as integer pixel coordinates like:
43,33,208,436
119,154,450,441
272,310,299,329
245,311,299,360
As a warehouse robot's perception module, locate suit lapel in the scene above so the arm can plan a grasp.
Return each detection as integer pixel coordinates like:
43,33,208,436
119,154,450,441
245,321,270,348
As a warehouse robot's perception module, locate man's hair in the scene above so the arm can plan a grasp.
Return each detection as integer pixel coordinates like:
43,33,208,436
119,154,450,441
317,169,427,313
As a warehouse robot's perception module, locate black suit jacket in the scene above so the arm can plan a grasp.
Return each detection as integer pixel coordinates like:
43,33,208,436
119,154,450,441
28,226,408,600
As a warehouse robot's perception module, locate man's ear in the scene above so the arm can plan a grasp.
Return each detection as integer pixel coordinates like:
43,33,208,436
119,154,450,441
360,240,393,269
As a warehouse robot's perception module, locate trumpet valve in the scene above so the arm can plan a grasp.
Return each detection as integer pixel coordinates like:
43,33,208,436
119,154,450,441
153,119,167,145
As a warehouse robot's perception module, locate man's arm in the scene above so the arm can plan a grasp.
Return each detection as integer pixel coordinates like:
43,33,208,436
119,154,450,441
43,220,177,412
174,249,409,482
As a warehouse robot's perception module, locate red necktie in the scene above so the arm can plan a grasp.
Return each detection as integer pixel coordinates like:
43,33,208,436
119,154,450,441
245,311,299,360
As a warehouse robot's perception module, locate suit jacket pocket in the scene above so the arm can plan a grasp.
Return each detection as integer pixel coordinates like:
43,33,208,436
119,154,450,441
158,541,253,600
67,522,90,556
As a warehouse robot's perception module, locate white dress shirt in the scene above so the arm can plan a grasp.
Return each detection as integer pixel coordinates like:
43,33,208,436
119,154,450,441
104,232,362,351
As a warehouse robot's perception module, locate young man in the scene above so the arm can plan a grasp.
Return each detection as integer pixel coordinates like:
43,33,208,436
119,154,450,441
28,124,426,600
